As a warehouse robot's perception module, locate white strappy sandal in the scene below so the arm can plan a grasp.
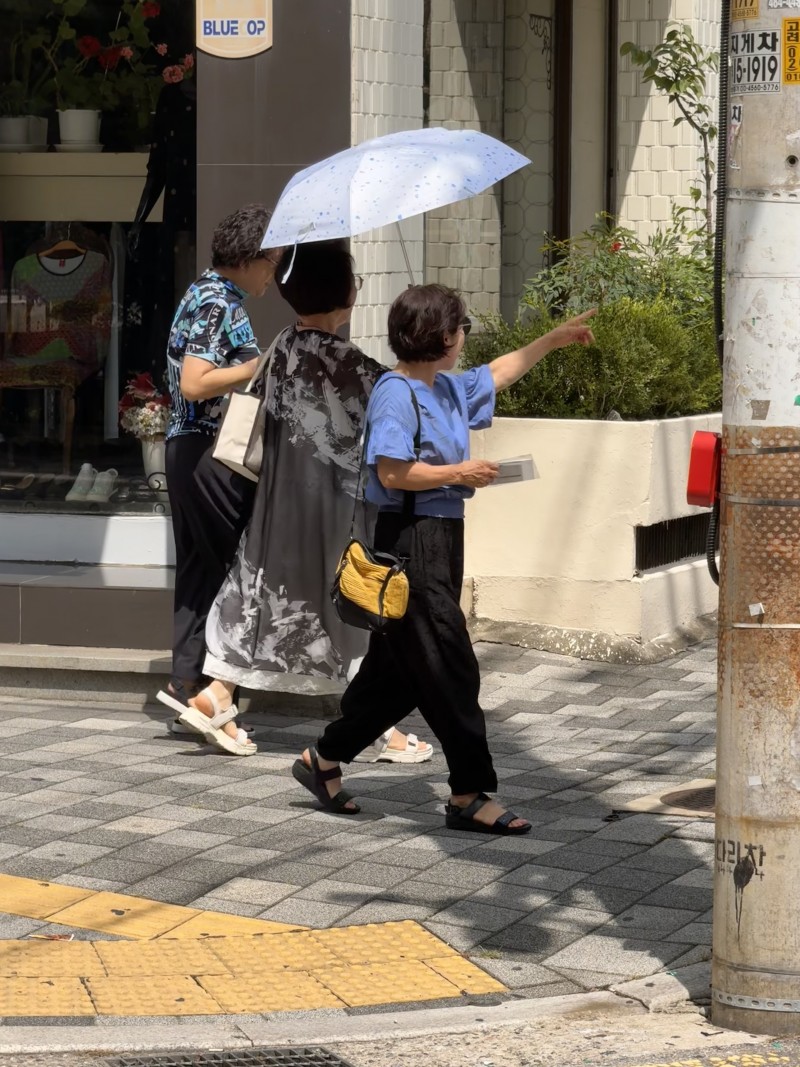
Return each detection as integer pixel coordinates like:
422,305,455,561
177,688,257,757
352,728,434,764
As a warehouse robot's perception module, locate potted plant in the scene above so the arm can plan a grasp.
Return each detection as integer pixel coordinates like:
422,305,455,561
39,0,163,148
0,24,52,149
119,371,170,489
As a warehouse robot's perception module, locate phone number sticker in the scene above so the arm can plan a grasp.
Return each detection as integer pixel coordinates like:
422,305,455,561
785,18,800,82
732,0,759,17
731,29,782,92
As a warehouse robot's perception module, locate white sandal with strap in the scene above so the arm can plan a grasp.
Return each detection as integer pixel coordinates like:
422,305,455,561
177,689,257,756
352,728,434,764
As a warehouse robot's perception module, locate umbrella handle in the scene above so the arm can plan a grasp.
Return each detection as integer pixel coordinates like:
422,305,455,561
395,221,416,287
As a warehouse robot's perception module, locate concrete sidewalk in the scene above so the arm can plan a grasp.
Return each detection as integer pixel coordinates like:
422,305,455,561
0,638,717,1020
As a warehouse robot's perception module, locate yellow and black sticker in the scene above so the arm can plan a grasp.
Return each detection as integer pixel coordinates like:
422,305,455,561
732,0,759,20
784,18,800,84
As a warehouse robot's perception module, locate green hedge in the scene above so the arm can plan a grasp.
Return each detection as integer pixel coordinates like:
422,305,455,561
461,216,722,421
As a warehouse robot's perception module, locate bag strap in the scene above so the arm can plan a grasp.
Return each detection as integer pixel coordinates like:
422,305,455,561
348,372,422,540
242,330,282,395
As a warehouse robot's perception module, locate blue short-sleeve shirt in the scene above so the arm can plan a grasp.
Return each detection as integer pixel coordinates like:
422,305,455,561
364,364,495,519
166,270,260,440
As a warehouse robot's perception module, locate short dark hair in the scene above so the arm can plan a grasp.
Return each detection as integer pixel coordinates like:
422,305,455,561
275,239,355,315
211,204,272,269
388,284,466,363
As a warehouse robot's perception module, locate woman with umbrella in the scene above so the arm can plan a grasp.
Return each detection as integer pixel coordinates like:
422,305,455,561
293,285,595,833
176,238,433,766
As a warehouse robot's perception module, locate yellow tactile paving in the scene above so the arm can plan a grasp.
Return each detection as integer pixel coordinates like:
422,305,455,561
0,976,96,1016
48,892,202,939
313,919,448,965
204,931,340,974
197,972,345,1013
0,875,92,919
161,912,302,939
0,939,105,978
0,874,301,940
0,877,506,1016
425,954,505,994
84,974,223,1016
94,939,230,977
311,959,463,1007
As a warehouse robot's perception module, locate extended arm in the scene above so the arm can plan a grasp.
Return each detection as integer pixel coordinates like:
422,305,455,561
489,309,596,392
179,356,256,402
377,457,498,491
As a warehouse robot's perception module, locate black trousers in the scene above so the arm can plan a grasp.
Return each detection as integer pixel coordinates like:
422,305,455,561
166,434,255,686
317,512,497,796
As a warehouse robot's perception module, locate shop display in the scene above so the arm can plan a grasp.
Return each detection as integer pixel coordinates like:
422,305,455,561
0,1,195,516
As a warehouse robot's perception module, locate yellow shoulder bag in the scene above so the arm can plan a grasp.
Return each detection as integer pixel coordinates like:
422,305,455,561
331,376,421,632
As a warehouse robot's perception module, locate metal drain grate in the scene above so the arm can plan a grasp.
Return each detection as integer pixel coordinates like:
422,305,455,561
105,1049,356,1067
659,784,716,814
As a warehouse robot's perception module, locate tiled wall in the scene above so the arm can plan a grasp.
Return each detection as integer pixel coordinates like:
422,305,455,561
616,0,721,240
425,0,505,316
349,0,425,363
501,0,554,318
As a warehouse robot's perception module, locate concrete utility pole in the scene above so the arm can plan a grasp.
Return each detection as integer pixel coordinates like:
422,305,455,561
713,0,800,1036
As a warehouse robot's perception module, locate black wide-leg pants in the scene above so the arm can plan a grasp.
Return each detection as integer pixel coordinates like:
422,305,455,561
317,512,497,796
166,433,255,686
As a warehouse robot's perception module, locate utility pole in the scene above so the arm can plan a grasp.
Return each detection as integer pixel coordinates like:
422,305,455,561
713,0,800,1036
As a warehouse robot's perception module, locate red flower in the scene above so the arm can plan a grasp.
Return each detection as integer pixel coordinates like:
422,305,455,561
126,372,158,400
610,240,622,253
118,394,136,412
77,35,102,58
99,46,123,71
162,64,184,83
141,1,161,18
183,53,194,69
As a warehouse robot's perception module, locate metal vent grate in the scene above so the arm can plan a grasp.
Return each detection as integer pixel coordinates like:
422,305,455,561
635,514,711,573
659,784,716,814
104,1050,356,1067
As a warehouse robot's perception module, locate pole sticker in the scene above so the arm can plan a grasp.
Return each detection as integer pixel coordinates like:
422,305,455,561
197,0,273,59
731,28,782,93
716,838,766,942
733,0,759,17
784,18,800,82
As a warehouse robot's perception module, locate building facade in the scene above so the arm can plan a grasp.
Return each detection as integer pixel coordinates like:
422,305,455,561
0,0,721,651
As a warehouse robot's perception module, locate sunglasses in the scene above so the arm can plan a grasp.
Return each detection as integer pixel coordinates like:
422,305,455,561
460,319,472,336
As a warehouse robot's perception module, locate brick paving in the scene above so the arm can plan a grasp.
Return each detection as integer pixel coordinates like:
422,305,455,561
0,639,717,999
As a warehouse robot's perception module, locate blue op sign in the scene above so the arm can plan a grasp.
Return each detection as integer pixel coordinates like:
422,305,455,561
197,0,273,58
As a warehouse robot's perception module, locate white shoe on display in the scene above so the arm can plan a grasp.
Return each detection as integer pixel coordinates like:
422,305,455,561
86,468,119,502
65,463,98,501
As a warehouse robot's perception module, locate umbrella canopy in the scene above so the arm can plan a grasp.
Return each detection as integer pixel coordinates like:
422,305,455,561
261,127,530,249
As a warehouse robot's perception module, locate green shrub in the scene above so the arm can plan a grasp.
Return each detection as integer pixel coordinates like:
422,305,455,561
461,215,721,420
462,297,721,421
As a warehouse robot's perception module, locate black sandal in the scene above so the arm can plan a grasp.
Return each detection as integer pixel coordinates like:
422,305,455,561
445,792,531,835
291,746,361,815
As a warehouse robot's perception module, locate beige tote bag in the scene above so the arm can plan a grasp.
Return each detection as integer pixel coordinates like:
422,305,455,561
212,334,280,482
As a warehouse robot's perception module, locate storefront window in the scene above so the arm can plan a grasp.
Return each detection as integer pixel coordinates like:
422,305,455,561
0,0,196,515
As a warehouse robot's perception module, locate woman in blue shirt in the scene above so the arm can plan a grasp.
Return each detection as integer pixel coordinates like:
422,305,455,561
294,284,595,834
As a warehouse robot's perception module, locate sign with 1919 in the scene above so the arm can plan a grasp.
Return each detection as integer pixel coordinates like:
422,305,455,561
731,29,782,92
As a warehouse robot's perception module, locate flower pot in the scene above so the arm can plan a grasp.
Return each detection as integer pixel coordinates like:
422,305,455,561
141,435,167,493
0,115,31,146
58,109,101,145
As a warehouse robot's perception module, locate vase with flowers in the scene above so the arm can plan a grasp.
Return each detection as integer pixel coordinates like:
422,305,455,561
119,371,171,489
